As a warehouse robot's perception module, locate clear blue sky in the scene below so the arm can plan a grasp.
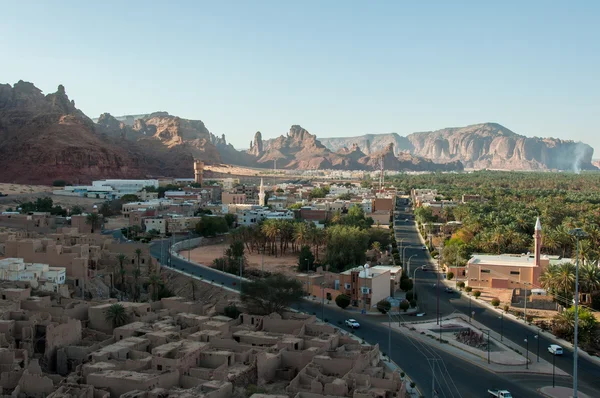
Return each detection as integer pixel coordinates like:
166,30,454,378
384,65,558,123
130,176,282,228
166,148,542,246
1,1,599,153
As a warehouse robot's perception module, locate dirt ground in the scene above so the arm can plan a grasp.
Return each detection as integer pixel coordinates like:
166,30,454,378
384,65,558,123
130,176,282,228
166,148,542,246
180,243,317,277
161,268,239,309
0,183,53,195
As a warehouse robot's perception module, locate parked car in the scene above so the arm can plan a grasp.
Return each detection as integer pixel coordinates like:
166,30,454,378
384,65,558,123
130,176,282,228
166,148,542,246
548,344,563,355
345,319,360,329
421,245,427,250
445,287,454,293
416,312,426,317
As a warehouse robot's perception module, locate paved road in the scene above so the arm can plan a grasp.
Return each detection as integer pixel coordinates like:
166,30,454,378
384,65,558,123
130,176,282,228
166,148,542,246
394,197,600,394
148,239,550,397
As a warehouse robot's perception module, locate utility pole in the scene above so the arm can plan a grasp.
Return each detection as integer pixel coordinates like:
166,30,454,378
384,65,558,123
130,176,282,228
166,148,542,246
569,227,588,398
388,312,392,361
523,283,527,323
239,257,243,290
187,231,191,262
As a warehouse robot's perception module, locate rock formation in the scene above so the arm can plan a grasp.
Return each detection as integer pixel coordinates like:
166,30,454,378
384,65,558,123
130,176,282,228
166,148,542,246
248,131,263,156
320,123,596,171
0,81,143,184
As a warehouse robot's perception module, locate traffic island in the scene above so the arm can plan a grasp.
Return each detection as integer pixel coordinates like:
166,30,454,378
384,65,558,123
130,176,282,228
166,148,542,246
396,314,568,376
539,386,591,398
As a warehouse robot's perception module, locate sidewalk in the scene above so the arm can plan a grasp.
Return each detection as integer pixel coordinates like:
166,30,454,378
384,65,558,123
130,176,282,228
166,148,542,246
539,386,590,398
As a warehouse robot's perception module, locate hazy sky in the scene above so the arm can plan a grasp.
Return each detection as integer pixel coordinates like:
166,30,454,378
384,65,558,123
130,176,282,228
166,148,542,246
1,1,599,153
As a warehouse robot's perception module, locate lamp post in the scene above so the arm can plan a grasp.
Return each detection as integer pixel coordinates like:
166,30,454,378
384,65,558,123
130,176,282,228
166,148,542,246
552,350,556,388
402,245,416,273
534,331,540,362
499,313,504,342
524,337,529,369
413,265,425,310
469,297,472,322
482,329,491,364
387,311,392,362
398,238,406,265
569,228,588,398
407,254,417,273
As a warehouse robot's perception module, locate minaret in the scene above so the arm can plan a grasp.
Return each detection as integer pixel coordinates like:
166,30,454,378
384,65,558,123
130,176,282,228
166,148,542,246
258,178,265,207
194,161,204,185
534,217,542,266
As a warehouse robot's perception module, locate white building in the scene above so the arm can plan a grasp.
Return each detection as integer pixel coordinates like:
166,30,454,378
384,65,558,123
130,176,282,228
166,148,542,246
238,208,294,226
144,218,167,234
360,198,373,214
54,179,159,200
0,258,66,285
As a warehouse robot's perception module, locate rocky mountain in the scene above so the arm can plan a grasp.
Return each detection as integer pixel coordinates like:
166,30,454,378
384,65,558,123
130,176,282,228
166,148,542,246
246,125,463,172
320,123,596,171
0,81,143,184
0,81,224,184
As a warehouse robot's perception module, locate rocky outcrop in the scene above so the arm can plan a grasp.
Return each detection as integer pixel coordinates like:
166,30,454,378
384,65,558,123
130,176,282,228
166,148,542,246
319,123,596,171
0,81,143,184
358,143,463,172
248,131,263,156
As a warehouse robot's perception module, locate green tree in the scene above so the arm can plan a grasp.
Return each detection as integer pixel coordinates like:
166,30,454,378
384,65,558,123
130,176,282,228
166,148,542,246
105,303,128,328
446,271,454,280
337,193,352,200
457,281,465,290
552,306,597,344
473,290,481,299
148,273,163,301
400,278,413,292
241,274,304,315
335,294,351,309
120,194,140,202
224,305,241,319
70,205,84,215
224,213,236,228
86,213,101,233
376,299,391,314
53,179,68,187
491,298,500,307
325,224,370,272
298,245,315,272
195,216,229,237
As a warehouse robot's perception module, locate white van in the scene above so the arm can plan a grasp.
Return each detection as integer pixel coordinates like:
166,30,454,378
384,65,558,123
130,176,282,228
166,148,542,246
548,344,563,355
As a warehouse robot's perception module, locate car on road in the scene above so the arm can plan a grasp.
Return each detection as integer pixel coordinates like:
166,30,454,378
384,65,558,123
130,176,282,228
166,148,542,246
488,389,512,398
548,344,563,355
416,312,426,317
445,287,454,293
421,245,427,250
345,319,360,329
404,219,410,222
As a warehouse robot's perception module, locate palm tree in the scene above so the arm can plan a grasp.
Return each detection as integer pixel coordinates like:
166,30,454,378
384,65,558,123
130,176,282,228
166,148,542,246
371,241,381,253
148,273,163,301
262,221,279,256
132,267,141,301
580,262,600,294
294,222,308,250
86,213,100,233
116,254,128,289
134,248,142,272
105,303,128,328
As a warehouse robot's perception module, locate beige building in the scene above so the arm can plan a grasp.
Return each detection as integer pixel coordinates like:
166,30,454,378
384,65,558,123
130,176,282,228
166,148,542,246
338,265,391,309
466,218,562,290
221,192,246,205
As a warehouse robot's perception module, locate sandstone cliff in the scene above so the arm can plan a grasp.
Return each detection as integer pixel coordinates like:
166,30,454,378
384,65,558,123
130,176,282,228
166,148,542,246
319,123,596,171
0,81,143,184
245,125,463,172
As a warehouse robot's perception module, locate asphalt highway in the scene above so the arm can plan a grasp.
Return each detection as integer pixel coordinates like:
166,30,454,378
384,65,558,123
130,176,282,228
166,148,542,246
394,198,600,394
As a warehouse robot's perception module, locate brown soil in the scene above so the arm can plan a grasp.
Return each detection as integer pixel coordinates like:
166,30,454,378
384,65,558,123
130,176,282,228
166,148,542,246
180,243,322,277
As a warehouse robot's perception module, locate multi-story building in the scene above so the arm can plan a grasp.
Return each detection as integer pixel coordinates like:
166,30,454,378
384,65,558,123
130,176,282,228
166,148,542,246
0,258,66,285
221,192,246,205
338,265,391,309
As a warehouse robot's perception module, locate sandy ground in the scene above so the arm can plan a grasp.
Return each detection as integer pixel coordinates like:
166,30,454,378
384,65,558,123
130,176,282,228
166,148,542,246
180,243,311,277
161,268,238,309
0,183,53,195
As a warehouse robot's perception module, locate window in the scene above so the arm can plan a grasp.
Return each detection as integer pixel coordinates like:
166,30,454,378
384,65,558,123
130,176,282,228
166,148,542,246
481,269,490,273
157,364,162,370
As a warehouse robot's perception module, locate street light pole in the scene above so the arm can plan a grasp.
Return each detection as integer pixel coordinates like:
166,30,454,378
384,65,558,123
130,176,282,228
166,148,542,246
388,312,392,361
499,313,504,342
413,265,425,310
482,330,490,364
569,228,588,398
535,331,540,362
524,337,529,370
321,283,325,320
552,351,556,388
407,254,417,273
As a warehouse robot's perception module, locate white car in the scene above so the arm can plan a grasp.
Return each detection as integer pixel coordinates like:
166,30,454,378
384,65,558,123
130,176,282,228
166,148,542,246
345,319,360,329
548,344,563,355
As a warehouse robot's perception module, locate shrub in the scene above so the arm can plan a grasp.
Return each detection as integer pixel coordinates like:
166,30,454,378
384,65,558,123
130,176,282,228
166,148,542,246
406,291,418,301
399,300,410,312
503,304,510,312
465,286,472,293
473,290,481,299
326,292,332,301
410,299,417,308
400,278,413,292
446,271,454,280
491,298,501,307
457,281,465,290
335,294,351,309
224,305,241,319
376,299,391,314
52,179,68,187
